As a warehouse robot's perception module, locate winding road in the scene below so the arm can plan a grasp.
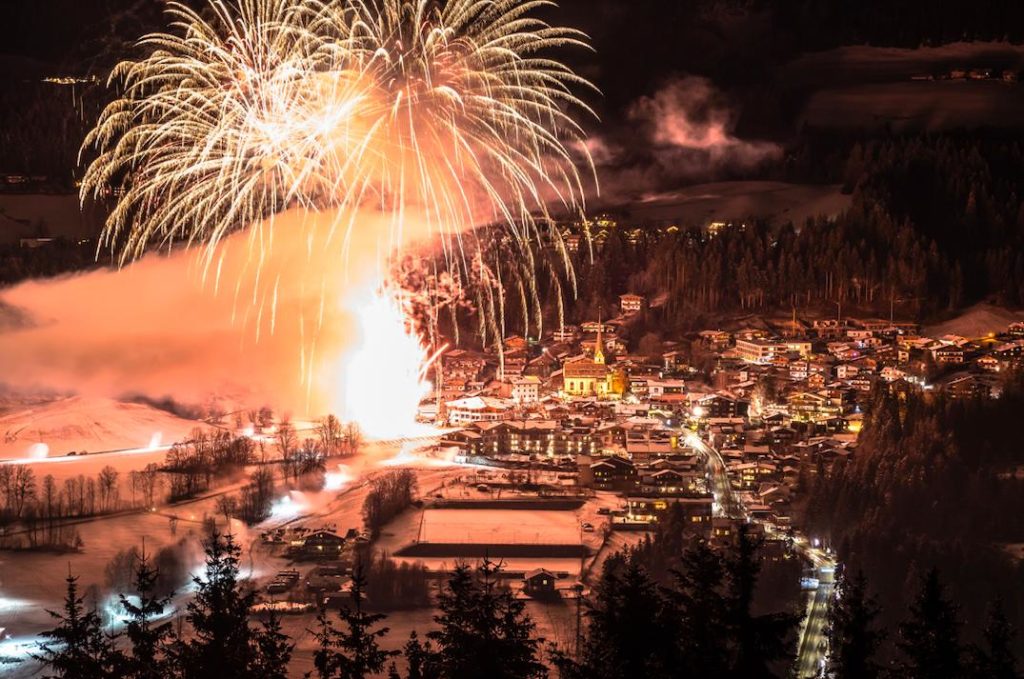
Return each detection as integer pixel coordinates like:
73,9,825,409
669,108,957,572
687,432,837,678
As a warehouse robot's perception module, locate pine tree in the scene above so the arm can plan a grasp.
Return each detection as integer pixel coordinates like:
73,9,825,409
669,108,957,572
668,540,731,677
562,558,673,679
429,560,546,679
35,573,125,679
174,530,262,679
967,600,1018,679
724,523,801,678
250,610,293,679
312,566,397,679
403,631,436,679
895,568,963,679
119,548,175,679
826,570,884,679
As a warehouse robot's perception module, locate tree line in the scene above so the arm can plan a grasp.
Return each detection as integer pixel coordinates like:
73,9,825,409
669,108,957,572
362,469,417,539
0,463,146,550
35,521,1021,678
36,530,548,679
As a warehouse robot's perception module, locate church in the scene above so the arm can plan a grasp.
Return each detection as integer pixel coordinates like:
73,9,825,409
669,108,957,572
562,321,617,397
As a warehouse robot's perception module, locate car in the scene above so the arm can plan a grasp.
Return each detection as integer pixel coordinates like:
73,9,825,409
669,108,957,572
581,522,595,532
800,577,820,590
597,507,611,515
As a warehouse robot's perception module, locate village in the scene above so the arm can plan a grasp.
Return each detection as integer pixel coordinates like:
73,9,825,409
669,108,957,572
237,288,1024,624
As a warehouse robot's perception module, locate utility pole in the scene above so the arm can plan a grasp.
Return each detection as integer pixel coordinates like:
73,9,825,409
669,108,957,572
573,582,584,658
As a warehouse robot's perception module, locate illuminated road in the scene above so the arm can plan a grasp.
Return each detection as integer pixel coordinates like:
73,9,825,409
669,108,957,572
796,564,834,678
688,432,837,678
687,432,745,519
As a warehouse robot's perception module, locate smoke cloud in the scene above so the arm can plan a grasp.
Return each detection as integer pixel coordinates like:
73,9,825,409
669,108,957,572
0,207,435,419
590,76,782,202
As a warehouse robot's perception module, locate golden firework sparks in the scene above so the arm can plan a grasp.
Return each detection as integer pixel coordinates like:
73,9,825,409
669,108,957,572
82,0,597,269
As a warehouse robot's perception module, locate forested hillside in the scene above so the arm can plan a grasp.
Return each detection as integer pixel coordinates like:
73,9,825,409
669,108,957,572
548,132,1024,332
802,376,1024,656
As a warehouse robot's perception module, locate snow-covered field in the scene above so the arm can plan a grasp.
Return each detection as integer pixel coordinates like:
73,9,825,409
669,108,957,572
0,395,203,460
803,80,1024,131
628,181,851,228
925,302,1024,338
417,509,583,546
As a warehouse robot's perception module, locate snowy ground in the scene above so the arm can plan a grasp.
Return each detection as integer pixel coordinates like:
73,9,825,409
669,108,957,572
781,41,1024,132
924,302,1024,338
416,509,583,546
0,395,204,461
0,440,461,675
625,181,850,228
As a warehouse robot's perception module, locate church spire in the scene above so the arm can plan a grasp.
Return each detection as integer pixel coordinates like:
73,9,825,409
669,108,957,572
594,310,605,365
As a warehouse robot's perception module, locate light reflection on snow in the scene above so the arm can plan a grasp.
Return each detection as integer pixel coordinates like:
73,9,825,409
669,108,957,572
102,594,176,631
0,635,38,661
380,441,458,468
324,465,354,491
270,491,308,520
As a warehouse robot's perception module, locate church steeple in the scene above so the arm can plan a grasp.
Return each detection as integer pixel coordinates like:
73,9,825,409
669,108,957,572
594,311,606,365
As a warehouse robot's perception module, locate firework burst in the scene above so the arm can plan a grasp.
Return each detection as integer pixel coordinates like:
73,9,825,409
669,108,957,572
82,0,597,270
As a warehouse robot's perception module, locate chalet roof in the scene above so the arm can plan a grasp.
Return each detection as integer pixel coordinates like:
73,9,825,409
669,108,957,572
591,455,634,471
446,396,512,412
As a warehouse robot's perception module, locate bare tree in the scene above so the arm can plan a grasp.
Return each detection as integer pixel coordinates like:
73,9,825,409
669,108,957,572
258,406,274,431
98,466,119,512
317,414,344,456
216,495,239,525
239,468,275,524
11,466,36,518
0,465,14,519
345,422,363,456
276,422,297,461
85,476,97,515
41,474,58,521
133,463,162,508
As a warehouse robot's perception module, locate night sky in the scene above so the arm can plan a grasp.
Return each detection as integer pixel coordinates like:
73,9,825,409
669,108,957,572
1,1,773,118
5,0,1024,200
